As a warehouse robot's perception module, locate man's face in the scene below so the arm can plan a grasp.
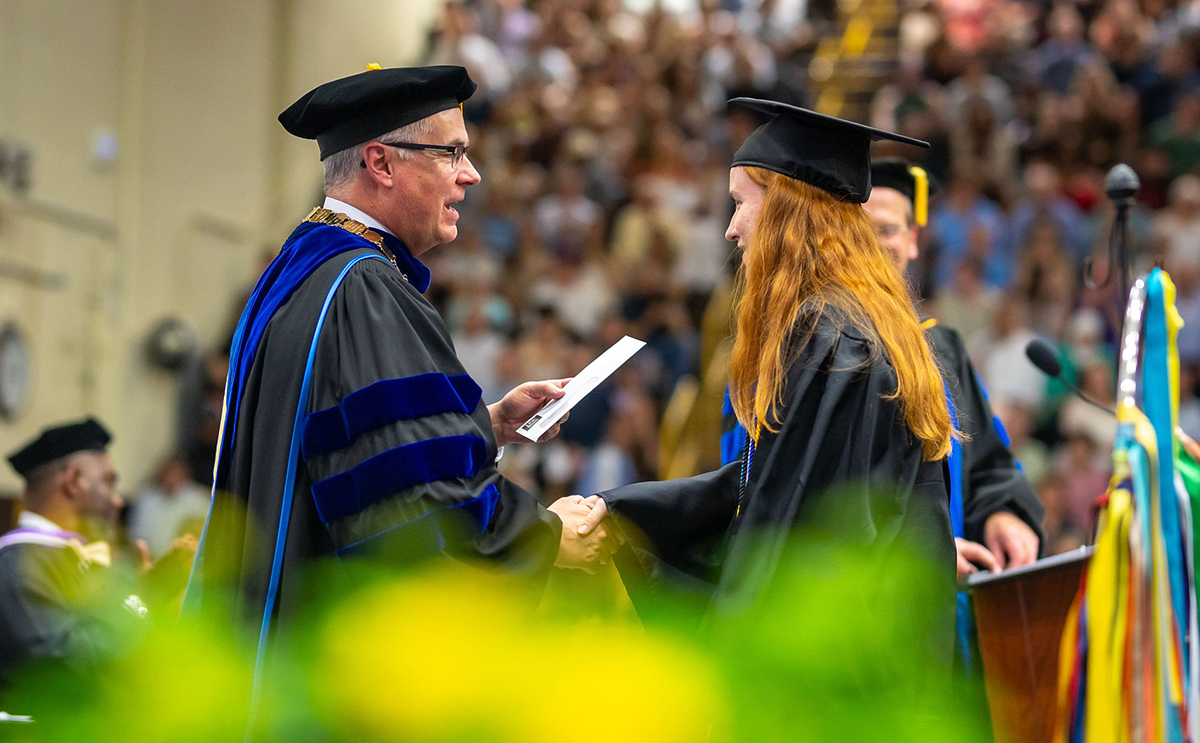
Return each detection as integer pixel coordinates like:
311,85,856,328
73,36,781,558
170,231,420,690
380,108,481,256
725,167,765,265
67,451,122,529
863,186,919,272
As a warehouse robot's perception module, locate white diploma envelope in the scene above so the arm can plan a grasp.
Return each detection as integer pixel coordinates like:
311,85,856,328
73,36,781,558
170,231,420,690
516,335,646,442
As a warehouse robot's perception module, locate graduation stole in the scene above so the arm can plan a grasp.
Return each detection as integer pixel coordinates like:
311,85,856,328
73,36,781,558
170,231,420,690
0,528,112,568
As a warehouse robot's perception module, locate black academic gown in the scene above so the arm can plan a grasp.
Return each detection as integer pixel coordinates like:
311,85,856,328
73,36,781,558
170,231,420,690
0,542,115,691
188,227,561,656
602,312,956,629
925,322,1044,545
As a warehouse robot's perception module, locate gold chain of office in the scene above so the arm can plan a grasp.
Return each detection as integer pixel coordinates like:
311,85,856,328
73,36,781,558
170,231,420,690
302,207,403,277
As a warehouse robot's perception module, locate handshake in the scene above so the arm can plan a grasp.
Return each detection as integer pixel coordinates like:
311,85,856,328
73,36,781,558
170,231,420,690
547,495,619,572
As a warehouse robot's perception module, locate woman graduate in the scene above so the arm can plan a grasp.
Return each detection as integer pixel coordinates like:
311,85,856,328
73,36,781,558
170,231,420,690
578,99,956,624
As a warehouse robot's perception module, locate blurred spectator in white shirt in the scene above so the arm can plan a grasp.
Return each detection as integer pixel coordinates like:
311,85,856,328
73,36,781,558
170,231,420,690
529,258,615,339
979,297,1048,410
452,301,509,405
127,455,209,561
1153,174,1200,283
534,165,602,261
427,2,513,100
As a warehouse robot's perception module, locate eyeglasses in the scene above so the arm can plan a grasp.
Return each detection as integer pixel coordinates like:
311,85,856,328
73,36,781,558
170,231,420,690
380,141,470,169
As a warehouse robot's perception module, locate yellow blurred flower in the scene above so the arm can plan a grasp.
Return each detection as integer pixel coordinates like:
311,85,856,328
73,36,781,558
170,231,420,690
312,565,725,743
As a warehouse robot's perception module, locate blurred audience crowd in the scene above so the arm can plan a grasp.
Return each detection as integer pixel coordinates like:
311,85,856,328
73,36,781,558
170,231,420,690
874,0,1200,557
162,0,1200,562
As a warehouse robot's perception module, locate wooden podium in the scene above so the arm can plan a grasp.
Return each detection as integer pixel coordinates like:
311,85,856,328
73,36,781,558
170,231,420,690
966,547,1093,743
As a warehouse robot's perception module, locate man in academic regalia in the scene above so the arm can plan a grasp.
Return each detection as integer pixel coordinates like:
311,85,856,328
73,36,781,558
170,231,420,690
183,65,609,695
0,419,128,690
864,159,1044,578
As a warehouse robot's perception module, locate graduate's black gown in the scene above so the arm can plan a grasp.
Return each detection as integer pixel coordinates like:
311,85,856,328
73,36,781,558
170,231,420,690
188,228,560,644
602,311,956,627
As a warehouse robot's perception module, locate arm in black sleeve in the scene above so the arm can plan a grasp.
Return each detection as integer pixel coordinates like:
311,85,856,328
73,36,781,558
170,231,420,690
930,325,1044,547
598,463,741,621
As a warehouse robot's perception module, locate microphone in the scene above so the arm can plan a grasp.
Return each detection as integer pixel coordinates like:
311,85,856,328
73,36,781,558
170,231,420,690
1104,163,1140,203
1025,338,1062,378
1024,338,1115,416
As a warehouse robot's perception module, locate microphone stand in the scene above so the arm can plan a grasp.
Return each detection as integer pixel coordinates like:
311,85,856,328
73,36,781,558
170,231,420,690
1085,164,1141,316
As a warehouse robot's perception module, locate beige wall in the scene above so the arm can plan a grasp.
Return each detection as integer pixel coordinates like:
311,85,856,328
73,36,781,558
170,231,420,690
0,0,443,494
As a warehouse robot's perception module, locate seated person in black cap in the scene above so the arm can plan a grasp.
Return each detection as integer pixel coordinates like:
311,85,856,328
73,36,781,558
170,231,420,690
864,158,1042,585
576,101,955,636
184,64,612,688
0,419,125,690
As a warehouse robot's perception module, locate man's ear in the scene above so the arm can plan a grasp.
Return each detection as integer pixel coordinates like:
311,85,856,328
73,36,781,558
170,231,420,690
60,462,84,503
361,143,394,186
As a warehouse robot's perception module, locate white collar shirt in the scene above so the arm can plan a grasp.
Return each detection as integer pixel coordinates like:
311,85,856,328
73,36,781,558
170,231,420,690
17,511,66,534
322,197,393,238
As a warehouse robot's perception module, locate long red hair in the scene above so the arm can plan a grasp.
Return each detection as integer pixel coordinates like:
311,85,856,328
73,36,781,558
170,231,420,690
728,168,952,461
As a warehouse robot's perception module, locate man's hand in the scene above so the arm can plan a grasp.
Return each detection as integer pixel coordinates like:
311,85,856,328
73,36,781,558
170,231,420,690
165,533,199,559
135,539,154,574
488,379,570,447
548,496,609,573
955,537,1001,581
139,533,200,613
983,511,1040,571
140,534,199,575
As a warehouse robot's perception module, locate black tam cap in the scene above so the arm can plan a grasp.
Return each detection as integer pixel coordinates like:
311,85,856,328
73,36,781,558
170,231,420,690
870,158,938,225
7,418,112,479
729,98,929,203
279,64,477,160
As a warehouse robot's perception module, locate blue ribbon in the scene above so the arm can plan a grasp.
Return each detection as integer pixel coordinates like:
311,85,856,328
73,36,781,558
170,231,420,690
1144,269,1189,737
943,380,974,676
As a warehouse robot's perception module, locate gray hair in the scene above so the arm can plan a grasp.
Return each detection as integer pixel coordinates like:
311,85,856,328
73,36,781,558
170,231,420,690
323,116,438,191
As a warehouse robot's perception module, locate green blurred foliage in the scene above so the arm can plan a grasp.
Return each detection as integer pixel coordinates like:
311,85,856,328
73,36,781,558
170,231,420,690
1,533,991,743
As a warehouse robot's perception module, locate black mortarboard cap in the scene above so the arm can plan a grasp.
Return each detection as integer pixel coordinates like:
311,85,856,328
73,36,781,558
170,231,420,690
279,65,477,160
7,418,112,478
729,98,929,203
870,158,938,225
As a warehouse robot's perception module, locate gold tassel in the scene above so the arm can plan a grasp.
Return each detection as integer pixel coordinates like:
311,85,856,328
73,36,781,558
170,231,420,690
909,165,929,226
